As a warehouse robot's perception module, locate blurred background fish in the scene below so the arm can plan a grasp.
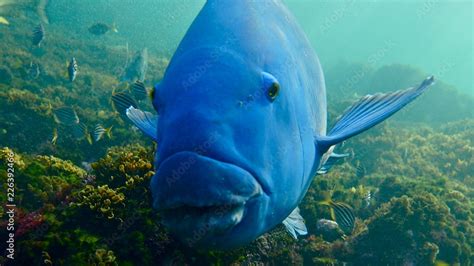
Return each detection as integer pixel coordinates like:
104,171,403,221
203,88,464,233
32,23,45,47
88,22,118,36
53,106,79,125
36,0,49,25
67,57,78,82
121,48,148,82
111,91,138,116
27,61,40,79
93,124,112,142
355,163,366,178
131,80,148,101
50,127,57,145
72,122,92,144
320,199,356,236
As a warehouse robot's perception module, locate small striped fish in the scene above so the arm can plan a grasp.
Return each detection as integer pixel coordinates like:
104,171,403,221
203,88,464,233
356,163,366,178
68,57,78,82
93,124,112,142
111,91,138,115
72,122,92,144
32,23,45,47
131,80,148,101
321,200,356,235
364,190,371,207
53,106,79,125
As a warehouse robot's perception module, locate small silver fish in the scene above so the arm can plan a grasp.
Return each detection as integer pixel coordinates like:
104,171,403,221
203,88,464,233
81,162,93,172
121,48,148,82
316,219,339,232
68,57,78,82
364,190,371,207
88,22,117,35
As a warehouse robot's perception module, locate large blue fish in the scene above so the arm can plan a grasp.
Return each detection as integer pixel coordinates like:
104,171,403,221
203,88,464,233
127,0,434,249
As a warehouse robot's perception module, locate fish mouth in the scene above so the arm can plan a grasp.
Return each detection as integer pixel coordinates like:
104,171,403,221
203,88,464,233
160,203,246,236
152,151,262,240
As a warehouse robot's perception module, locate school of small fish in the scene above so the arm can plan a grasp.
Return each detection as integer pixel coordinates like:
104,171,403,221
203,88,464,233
0,1,152,149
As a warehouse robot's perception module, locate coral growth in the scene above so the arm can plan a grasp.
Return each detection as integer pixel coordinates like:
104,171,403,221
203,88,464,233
71,185,125,219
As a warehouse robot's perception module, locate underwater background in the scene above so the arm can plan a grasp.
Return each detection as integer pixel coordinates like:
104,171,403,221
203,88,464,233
0,0,472,265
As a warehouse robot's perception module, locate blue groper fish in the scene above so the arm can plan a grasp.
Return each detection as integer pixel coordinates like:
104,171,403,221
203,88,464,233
127,0,434,249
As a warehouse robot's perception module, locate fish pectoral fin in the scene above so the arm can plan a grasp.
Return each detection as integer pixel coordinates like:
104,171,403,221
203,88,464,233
317,151,350,175
316,76,435,151
282,207,308,239
125,106,158,141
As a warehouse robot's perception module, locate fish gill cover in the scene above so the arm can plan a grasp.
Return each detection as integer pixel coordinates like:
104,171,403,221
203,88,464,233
0,0,472,265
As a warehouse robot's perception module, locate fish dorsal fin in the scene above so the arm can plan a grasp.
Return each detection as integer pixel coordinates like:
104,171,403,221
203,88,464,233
125,107,158,141
282,207,308,239
316,76,435,152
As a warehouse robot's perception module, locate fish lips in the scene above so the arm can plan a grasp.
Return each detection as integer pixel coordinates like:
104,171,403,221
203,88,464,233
152,151,262,240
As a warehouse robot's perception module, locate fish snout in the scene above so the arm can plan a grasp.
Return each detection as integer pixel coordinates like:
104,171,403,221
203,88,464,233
152,151,262,238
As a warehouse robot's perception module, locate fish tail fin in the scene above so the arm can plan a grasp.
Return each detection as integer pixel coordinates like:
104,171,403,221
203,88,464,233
318,199,337,220
111,22,118,33
45,102,53,116
316,76,435,152
105,126,113,139
51,128,58,145
86,132,93,145
329,207,336,222
0,16,9,25
317,148,350,175
318,200,330,206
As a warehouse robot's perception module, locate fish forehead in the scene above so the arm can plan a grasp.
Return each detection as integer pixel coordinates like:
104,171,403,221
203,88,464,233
169,0,326,123
159,48,261,104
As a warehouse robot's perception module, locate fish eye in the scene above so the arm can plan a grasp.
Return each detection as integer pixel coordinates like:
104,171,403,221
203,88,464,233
150,85,160,113
267,82,280,102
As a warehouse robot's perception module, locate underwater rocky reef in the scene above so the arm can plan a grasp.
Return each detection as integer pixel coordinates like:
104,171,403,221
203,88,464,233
1,121,472,265
1,6,473,266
